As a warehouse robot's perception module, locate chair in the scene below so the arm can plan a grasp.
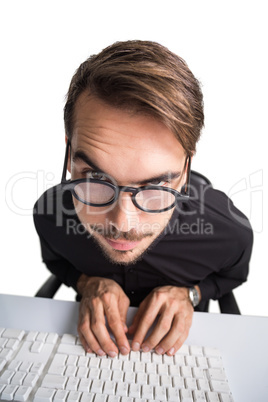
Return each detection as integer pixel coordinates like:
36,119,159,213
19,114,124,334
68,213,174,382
35,171,241,315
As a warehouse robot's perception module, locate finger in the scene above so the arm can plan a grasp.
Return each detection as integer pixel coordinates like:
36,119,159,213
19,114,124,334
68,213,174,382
128,300,147,335
104,301,130,355
90,297,120,357
77,304,106,356
118,296,130,333
157,312,193,356
141,308,175,353
131,302,160,352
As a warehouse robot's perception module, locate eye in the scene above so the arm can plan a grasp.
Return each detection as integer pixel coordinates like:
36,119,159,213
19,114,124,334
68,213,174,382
85,170,107,181
148,180,168,187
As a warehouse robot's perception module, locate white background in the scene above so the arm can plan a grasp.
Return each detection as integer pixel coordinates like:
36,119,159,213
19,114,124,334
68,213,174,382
1,0,267,317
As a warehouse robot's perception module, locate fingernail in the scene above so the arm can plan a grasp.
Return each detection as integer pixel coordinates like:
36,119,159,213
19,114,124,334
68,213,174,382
142,345,150,353
167,347,175,355
155,346,164,355
97,349,106,356
132,342,140,351
120,346,129,355
108,351,118,358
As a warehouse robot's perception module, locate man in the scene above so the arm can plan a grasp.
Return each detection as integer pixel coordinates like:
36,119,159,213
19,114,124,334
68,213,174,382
34,40,253,359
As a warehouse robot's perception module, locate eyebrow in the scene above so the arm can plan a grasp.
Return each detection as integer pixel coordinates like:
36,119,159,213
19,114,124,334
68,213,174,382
72,150,182,185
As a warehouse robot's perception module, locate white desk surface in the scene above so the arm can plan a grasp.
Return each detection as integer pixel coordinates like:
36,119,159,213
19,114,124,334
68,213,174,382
0,293,267,402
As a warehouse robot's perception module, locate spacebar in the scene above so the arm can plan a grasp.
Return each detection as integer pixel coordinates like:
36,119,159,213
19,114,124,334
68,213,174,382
57,344,85,356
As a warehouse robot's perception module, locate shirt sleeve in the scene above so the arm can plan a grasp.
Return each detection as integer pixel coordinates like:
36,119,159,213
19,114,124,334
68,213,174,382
37,231,81,292
197,231,253,300
196,195,254,301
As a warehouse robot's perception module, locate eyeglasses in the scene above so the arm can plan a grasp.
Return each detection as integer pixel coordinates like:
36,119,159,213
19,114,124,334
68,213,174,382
61,141,191,213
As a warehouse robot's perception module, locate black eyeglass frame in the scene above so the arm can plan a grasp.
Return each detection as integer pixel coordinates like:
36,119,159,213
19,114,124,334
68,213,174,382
61,140,191,213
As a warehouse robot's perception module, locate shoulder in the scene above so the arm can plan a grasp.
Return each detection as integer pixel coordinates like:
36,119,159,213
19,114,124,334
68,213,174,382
33,183,77,234
173,185,253,249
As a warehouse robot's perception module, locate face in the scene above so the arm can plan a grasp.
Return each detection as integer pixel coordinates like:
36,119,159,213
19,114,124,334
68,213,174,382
68,93,188,265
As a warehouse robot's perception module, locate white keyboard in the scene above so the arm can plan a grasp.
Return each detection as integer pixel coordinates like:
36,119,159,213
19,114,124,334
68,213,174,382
0,327,234,402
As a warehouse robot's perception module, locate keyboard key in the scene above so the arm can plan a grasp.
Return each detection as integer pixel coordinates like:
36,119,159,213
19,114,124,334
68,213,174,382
23,372,39,387
80,392,95,402
8,360,22,371
180,388,193,401
208,357,224,369
155,385,167,401
33,387,55,402
107,397,120,402
36,332,48,343
31,341,44,353
189,346,203,357
136,372,147,384
31,362,45,375
53,389,69,402
78,378,92,392
124,371,135,383
25,331,38,342
42,374,67,390
206,392,220,402
210,379,231,393
141,384,153,399
219,394,234,402
76,367,88,378
0,369,15,384
14,385,32,402
57,344,85,356
100,368,112,381
67,390,82,401
203,348,221,358
61,334,77,344
0,348,13,360
116,382,128,397
2,328,25,340
207,368,226,381
193,390,206,401
94,395,108,402
167,386,180,402
129,382,141,398
6,338,20,350
1,384,18,400
66,376,80,391
19,361,33,372
10,371,26,385
91,378,104,393
103,380,116,395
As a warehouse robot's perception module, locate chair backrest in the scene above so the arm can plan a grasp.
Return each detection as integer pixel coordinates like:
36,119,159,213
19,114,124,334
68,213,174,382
190,170,212,186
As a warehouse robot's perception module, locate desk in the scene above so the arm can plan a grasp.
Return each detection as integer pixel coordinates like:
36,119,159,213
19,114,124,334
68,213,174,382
0,294,267,402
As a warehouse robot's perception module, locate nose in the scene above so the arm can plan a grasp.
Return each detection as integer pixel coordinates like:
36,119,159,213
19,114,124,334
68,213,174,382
108,191,141,232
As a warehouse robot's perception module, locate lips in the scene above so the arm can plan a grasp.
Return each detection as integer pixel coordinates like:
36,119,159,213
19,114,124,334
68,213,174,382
104,238,141,251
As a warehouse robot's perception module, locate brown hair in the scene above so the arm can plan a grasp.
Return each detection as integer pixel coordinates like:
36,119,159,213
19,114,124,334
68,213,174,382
64,40,204,155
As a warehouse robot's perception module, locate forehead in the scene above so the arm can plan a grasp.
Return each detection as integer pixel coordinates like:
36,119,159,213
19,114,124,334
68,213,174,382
71,93,186,182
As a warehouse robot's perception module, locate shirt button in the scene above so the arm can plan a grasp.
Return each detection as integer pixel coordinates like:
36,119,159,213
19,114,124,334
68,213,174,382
131,291,135,295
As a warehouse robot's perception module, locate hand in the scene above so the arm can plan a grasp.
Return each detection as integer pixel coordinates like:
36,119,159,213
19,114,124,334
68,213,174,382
77,275,130,357
128,286,194,355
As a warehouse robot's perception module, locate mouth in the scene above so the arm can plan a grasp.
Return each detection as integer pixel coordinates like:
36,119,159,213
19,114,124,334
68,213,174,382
104,237,141,251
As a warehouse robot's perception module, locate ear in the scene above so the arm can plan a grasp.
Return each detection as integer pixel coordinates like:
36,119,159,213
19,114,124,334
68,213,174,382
65,135,71,174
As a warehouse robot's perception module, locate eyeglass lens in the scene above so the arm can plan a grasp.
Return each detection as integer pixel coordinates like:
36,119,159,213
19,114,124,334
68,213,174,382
73,182,176,211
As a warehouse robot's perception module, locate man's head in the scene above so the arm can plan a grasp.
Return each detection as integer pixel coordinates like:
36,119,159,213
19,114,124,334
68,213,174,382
63,40,204,265
64,40,204,156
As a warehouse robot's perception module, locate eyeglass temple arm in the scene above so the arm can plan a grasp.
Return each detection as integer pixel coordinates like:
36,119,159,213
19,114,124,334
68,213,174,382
184,155,191,195
61,140,71,183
